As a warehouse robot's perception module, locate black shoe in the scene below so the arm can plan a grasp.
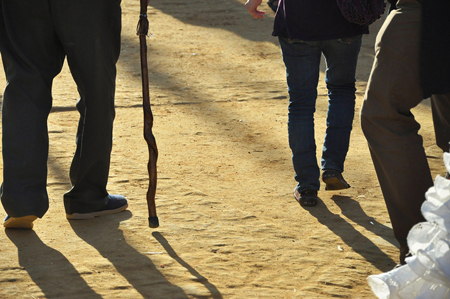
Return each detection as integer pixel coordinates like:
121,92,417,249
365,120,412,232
4,215,38,229
446,172,449,179
322,170,351,190
66,194,128,220
294,189,318,207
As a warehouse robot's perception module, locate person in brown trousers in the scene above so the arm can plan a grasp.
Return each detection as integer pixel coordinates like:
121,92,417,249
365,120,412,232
360,0,450,265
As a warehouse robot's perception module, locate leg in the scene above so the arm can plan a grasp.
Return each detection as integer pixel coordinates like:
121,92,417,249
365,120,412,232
48,0,123,214
430,93,450,153
0,0,65,218
360,0,428,263
320,35,362,174
279,37,322,193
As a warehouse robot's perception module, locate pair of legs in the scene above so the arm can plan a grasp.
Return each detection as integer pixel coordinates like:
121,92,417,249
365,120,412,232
0,0,125,225
279,35,361,196
360,0,450,263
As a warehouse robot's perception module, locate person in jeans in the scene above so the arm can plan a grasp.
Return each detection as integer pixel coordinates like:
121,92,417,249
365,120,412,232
360,0,450,265
245,0,368,206
0,0,128,229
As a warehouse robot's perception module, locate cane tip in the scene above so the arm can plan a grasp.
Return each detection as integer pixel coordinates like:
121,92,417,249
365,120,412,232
148,216,159,228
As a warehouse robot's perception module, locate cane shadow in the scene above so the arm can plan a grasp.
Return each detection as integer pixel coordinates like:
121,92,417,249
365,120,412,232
69,211,189,299
331,195,398,248
303,198,397,272
152,232,223,299
5,229,102,299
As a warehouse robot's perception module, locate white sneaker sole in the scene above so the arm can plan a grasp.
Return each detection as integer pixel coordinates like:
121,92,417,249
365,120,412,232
66,203,128,220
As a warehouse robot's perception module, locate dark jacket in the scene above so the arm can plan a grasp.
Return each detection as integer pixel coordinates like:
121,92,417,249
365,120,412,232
272,0,368,41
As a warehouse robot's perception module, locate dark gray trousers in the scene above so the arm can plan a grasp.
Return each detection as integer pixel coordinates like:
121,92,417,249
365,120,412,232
360,0,450,262
0,0,122,217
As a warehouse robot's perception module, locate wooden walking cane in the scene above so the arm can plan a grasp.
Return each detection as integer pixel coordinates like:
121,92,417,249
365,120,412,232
137,0,159,228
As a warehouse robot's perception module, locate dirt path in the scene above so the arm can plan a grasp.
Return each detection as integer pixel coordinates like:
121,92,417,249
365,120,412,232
0,1,445,298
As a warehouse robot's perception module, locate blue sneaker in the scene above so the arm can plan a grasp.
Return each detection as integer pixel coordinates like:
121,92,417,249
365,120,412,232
4,215,38,229
66,194,128,220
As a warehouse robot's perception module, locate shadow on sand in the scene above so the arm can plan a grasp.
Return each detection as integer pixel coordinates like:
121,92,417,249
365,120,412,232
68,211,190,298
153,232,223,299
6,229,102,298
302,195,397,272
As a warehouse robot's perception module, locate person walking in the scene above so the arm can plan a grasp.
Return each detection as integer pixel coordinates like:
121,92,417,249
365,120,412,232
245,0,368,206
0,0,129,229
360,0,450,265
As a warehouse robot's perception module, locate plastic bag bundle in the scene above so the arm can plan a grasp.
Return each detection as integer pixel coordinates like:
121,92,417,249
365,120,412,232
368,152,450,299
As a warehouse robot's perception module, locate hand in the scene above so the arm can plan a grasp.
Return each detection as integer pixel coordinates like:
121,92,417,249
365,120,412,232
245,0,265,19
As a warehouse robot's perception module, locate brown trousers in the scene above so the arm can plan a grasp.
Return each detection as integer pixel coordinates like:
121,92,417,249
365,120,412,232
360,0,450,262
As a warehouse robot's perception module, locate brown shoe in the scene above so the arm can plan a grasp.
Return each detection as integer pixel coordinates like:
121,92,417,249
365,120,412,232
294,189,318,207
322,170,350,190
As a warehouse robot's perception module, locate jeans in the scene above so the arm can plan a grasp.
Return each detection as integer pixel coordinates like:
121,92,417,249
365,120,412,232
279,35,362,192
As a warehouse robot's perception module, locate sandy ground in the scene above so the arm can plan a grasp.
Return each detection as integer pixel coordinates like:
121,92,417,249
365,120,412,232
0,1,447,298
